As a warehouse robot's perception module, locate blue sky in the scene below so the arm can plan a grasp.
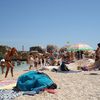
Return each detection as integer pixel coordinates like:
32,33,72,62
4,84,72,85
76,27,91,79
0,0,100,50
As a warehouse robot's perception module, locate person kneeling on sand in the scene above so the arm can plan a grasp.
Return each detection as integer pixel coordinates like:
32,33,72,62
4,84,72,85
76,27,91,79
60,62,70,71
52,61,70,72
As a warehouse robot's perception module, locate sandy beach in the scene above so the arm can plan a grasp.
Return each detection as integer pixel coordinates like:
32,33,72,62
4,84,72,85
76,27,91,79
1,0,100,99
0,68,100,100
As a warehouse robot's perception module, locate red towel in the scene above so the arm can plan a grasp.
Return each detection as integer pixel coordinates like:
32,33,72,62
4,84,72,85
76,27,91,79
44,89,57,94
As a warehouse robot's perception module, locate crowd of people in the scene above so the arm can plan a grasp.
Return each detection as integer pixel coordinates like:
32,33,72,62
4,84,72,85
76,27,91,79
0,43,100,78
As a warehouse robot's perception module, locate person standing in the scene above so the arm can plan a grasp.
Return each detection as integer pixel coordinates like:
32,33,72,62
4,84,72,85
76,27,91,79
4,47,19,78
27,53,34,70
34,56,39,70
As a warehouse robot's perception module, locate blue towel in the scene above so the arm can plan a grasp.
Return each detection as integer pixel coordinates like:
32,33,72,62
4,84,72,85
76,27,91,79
16,71,54,92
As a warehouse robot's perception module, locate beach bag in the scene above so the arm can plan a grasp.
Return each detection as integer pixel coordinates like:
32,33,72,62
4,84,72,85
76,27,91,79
16,71,57,92
60,62,70,71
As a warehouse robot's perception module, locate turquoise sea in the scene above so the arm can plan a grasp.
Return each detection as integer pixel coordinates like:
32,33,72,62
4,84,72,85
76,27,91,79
0,61,29,74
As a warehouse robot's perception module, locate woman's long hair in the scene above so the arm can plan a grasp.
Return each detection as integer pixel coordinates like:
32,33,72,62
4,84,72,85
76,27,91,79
9,47,17,57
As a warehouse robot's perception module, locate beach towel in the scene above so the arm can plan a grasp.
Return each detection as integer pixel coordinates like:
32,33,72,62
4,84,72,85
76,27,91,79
16,71,57,93
0,80,16,89
44,88,57,94
0,80,21,100
0,89,22,100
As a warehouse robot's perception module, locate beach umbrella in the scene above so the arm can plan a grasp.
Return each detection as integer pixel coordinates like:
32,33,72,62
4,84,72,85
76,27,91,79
67,43,93,51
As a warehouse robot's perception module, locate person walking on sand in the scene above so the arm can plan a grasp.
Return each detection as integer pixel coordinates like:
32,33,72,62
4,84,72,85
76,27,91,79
4,47,19,78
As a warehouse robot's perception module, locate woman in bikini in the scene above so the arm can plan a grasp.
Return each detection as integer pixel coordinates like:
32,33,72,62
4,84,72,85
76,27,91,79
4,47,18,78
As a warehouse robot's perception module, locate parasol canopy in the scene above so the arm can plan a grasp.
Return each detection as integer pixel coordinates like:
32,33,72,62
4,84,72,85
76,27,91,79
67,43,93,51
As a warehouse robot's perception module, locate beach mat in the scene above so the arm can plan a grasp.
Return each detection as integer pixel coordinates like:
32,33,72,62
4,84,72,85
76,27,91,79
0,80,16,89
0,89,22,100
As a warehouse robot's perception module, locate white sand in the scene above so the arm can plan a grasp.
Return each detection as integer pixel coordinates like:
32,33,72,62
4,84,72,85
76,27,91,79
0,59,100,100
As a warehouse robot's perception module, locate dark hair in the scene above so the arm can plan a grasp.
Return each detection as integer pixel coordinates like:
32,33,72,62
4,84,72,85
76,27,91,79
97,43,100,47
48,83,57,89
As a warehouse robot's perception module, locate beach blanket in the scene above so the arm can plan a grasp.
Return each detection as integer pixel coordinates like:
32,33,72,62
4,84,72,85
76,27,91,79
0,80,23,100
0,89,22,100
0,80,16,89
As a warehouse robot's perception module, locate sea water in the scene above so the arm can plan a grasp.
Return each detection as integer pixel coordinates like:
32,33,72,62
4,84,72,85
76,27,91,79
0,61,29,74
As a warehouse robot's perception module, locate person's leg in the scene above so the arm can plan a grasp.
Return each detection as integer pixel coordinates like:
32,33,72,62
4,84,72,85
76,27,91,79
5,62,12,78
11,67,14,77
5,66,10,78
1,66,3,74
1,66,5,74
35,62,38,70
29,65,32,70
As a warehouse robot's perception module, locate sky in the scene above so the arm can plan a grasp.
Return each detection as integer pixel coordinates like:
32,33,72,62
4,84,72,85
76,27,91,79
0,0,100,51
